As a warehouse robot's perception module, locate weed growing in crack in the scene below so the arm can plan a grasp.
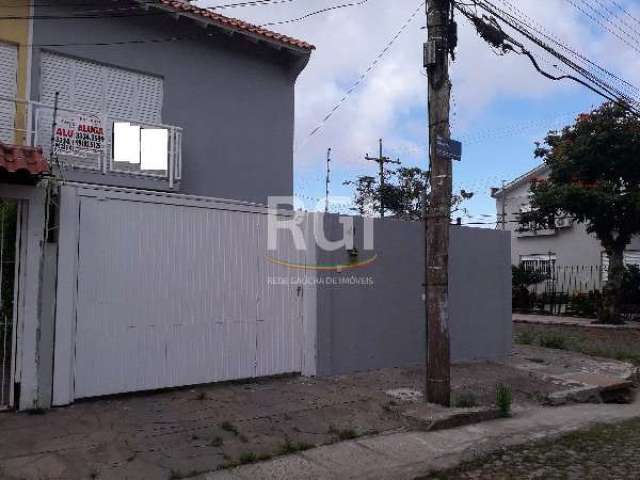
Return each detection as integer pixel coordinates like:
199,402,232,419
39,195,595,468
329,426,359,441
277,438,313,455
239,452,257,464
220,421,239,435
195,391,208,401
496,384,513,418
210,436,224,447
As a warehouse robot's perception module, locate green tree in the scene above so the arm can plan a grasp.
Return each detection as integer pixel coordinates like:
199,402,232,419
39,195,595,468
345,166,473,221
522,102,640,324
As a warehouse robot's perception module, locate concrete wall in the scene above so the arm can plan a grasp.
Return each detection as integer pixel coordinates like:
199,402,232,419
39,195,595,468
313,216,512,376
31,0,310,204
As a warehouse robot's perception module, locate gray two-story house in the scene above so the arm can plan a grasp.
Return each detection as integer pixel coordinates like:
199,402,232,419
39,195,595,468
28,0,313,203
0,0,315,411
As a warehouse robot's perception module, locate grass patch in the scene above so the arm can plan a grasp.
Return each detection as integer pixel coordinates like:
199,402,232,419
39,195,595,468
238,452,257,464
329,426,359,441
516,329,537,345
538,332,569,350
277,438,313,455
515,326,640,366
585,345,640,365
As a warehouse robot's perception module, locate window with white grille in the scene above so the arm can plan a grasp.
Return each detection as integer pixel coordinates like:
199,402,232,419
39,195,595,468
0,43,18,145
520,254,557,276
38,52,165,172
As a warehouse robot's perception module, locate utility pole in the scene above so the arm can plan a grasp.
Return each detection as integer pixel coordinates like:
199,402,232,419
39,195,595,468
500,180,507,230
325,148,332,213
365,138,400,218
425,0,455,406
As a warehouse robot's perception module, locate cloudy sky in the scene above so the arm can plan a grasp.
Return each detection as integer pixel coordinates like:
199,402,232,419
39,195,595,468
199,0,640,224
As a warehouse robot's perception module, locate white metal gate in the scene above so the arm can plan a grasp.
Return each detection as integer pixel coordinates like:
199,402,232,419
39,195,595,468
0,42,18,144
71,191,304,399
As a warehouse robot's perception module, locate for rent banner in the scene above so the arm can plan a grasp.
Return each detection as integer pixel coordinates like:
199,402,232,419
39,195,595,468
53,112,105,157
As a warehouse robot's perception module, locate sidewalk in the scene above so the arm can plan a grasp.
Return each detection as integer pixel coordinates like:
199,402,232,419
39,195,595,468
198,396,640,480
513,313,640,330
0,346,633,479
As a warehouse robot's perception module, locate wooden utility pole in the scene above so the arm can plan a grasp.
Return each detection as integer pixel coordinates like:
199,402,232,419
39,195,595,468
365,138,400,218
425,0,454,406
325,148,332,213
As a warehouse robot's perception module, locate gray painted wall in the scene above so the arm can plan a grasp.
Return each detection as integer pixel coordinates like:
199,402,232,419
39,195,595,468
31,1,310,204
313,216,512,376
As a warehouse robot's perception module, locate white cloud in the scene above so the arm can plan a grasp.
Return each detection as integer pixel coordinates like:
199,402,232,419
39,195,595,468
198,0,640,200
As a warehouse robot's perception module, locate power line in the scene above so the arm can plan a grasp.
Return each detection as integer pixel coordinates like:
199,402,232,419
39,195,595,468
495,0,640,99
591,0,640,41
489,0,640,99
607,0,640,27
211,0,302,10
582,0,640,49
261,0,372,27
459,0,640,116
564,0,640,55
302,1,425,143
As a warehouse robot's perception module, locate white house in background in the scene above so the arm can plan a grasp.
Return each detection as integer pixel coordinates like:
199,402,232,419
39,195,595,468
492,164,640,287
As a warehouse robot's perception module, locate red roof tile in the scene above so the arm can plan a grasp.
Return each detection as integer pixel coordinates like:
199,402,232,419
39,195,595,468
156,0,315,51
0,143,49,178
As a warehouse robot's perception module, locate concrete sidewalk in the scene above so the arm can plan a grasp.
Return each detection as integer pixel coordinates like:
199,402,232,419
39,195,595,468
513,313,640,330
198,396,640,480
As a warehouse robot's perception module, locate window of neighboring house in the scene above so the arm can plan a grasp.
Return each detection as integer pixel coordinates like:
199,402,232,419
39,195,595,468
520,254,557,276
0,42,18,145
601,250,640,282
517,202,572,235
38,52,168,174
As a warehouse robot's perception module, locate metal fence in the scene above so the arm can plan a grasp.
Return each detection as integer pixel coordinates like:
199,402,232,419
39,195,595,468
0,95,183,187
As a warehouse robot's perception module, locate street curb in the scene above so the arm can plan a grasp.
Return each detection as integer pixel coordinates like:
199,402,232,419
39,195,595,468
401,406,503,431
196,399,640,480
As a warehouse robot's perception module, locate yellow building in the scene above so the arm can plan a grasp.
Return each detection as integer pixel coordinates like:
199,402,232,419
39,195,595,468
0,2,32,146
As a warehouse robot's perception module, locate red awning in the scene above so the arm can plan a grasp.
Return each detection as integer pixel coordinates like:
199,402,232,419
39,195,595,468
0,143,48,182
